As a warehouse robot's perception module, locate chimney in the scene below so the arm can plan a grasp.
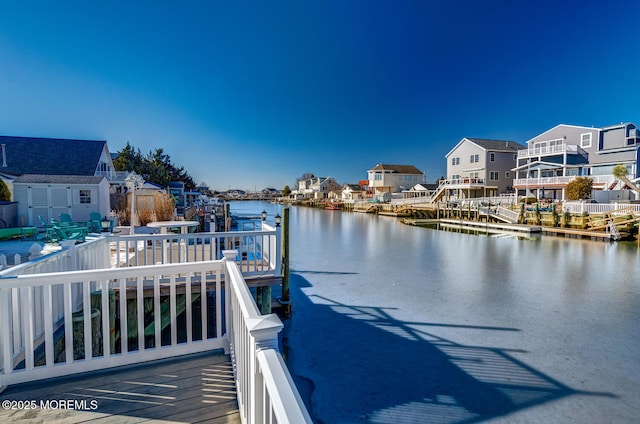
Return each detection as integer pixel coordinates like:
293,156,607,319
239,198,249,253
1,144,6,167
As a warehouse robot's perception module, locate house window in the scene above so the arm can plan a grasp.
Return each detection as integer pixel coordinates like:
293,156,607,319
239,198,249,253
489,171,499,181
505,171,510,178
451,157,460,165
470,154,479,163
470,172,479,178
79,189,92,204
581,133,592,148
490,153,495,162
513,154,517,160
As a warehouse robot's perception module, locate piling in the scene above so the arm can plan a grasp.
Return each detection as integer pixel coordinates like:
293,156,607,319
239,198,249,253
281,207,291,318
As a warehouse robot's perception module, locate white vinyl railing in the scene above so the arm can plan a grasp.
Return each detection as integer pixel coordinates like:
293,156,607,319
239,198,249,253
513,175,611,187
1,250,311,423
0,260,226,387
562,202,640,214
223,251,312,424
109,229,281,278
0,238,111,277
517,143,582,158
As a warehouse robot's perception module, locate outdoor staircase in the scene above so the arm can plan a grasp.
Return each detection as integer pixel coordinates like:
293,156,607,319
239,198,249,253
428,181,448,203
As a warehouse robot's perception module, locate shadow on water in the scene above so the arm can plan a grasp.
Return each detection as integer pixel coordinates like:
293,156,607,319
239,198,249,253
284,273,615,424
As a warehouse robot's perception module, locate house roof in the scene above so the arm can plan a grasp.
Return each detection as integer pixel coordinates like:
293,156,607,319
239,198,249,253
524,124,598,144
368,164,423,174
446,138,525,157
13,174,106,184
464,138,525,151
342,183,361,191
0,136,107,176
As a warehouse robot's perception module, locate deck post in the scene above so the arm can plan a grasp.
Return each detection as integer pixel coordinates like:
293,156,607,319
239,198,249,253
280,208,291,318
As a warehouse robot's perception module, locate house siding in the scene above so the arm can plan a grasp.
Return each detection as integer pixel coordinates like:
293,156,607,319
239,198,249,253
14,177,110,226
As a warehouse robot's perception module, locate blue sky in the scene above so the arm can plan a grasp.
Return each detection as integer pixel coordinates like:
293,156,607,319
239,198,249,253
1,1,639,191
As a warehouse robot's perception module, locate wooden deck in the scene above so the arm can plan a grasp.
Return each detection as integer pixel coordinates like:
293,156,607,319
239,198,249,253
0,351,240,423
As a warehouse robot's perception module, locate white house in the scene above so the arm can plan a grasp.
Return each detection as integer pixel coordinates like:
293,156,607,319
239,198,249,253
13,175,110,226
341,184,364,201
295,176,340,199
366,164,425,195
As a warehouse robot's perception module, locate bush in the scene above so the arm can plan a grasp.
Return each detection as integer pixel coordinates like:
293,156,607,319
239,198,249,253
0,179,10,201
566,177,593,201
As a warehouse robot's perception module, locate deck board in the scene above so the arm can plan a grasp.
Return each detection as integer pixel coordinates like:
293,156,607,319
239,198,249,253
0,351,240,423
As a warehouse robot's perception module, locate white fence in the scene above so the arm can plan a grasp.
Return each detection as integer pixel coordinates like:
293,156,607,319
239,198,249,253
0,250,310,423
110,229,281,278
0,260,226,386
562,202,640,214
0,238,111,277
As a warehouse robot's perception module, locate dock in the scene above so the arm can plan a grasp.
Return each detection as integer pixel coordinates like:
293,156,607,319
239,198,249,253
405,218,541,235
404,218,620,240
0,351,240,423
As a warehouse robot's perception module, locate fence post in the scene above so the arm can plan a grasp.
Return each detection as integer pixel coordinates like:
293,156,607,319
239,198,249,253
247,314,284,423
280,208,291,318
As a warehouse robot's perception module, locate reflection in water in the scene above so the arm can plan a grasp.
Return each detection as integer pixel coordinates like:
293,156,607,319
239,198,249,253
230,202,640,423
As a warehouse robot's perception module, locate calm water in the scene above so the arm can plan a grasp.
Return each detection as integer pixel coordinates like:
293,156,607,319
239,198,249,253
231,201,640,423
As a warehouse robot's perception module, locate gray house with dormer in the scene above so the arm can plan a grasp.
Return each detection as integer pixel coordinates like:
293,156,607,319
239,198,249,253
0,136,115,226
445,138,525,199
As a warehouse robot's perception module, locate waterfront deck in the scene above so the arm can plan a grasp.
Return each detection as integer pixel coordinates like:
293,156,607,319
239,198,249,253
0,351,240,423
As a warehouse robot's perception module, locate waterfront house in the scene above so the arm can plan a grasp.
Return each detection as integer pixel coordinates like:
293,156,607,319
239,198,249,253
0,136,120,194
295,176,340,199
400,182,438,202
12,174,110,226
341,183,364,201
513,123,639,200
445,138,524,200
366,164,425,195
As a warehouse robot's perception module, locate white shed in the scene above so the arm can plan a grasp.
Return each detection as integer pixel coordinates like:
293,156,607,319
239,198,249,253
13,174,110,226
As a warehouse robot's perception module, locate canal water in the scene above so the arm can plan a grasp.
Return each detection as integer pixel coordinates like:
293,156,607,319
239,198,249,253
230,201,640,424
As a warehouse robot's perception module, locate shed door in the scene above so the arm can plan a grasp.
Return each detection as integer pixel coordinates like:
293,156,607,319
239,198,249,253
50,187,71,220
29,187,49,225
27,186,72,225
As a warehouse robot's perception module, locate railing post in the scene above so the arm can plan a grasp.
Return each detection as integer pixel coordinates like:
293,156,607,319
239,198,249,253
247,314,284,424
222,250,237,354
274,224,282,277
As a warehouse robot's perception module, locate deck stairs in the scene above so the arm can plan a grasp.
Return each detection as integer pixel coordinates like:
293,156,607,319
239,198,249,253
480,205,519,224
427,180,448,203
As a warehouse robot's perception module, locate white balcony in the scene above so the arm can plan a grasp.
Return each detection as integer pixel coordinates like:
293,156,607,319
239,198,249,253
517,144,582,159
513,175,611,188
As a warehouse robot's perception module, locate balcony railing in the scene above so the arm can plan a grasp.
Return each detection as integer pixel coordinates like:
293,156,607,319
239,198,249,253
517,143,582,158
513,175,611,187
94,170,132,182
0,229,310,423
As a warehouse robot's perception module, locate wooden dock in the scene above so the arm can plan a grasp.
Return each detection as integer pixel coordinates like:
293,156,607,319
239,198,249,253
0,351,240,423
404,218,620,240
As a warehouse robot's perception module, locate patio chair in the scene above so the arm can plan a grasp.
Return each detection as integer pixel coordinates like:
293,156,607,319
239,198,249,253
59,213,74,224
89,212,103,233
38,215,57,241
50,224,87,243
